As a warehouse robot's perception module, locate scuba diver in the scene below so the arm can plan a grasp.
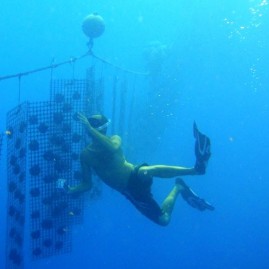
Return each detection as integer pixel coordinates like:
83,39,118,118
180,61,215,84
60,113,214,226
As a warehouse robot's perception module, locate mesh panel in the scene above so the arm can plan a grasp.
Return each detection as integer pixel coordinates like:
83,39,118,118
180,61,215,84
0,132,3,162
4,61,146,267
5,79,96,263
28,101,74,259
50,79,92,197
6,103,28,269
28,78,93,259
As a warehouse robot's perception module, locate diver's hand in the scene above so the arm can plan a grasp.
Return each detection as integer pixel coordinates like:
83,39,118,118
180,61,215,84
77,112,96,136
56,178,70,193
77,112,91,127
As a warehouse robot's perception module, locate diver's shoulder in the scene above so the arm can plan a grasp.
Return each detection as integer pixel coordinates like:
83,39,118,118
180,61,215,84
110,135,122,150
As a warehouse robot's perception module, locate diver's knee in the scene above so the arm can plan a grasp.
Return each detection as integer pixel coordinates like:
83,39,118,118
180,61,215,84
158,214,171,227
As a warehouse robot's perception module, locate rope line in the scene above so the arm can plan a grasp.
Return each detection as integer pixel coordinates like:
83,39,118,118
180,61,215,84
0,50,148,82
0,52,89,81
91,53,149,76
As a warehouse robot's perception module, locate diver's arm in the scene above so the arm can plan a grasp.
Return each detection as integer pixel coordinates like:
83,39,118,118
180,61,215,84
89,128,121,152
77,113,121,152
68,152,92,194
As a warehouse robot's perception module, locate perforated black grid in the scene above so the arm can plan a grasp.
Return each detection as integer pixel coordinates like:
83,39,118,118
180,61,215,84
6,103,28,269
0,133,3,162
27,101,73,259
5,62,142,266
28,77,96,259
50,79,91,196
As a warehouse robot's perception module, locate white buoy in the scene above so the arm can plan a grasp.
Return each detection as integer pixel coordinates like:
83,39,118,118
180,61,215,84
82,13,105,39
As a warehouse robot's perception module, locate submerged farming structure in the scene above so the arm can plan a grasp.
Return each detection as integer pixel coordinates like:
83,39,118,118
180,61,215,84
1,13,177,269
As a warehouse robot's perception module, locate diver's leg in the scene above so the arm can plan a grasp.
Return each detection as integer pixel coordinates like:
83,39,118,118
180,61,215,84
158,182,184,226
138,165,197,178
139,122,211,179
176,177,215,211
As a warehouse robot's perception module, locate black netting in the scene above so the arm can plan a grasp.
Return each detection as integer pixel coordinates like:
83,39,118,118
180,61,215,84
6,103,28,269
0,133,3,161
5,78,101,264
50,79,101,200
28,78,103,260
28,79,90,259
4,60,147,268
28,101,73,259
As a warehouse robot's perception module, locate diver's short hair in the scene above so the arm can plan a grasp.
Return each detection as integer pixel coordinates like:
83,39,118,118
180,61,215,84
87,114,110,131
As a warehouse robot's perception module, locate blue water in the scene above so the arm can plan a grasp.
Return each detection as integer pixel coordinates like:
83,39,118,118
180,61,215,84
1,1,269,269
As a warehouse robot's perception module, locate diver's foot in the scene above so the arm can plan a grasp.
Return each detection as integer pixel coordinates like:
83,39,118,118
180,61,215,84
193,122,211,175
175,178,215,211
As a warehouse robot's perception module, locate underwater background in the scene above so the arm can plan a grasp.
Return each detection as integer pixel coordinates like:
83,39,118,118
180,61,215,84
1,0,269,269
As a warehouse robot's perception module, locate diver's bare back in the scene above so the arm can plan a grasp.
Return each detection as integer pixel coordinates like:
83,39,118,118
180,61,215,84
85,143,133,191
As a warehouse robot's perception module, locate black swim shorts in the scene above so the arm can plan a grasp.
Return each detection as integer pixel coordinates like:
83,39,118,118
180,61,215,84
121,164,162,224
